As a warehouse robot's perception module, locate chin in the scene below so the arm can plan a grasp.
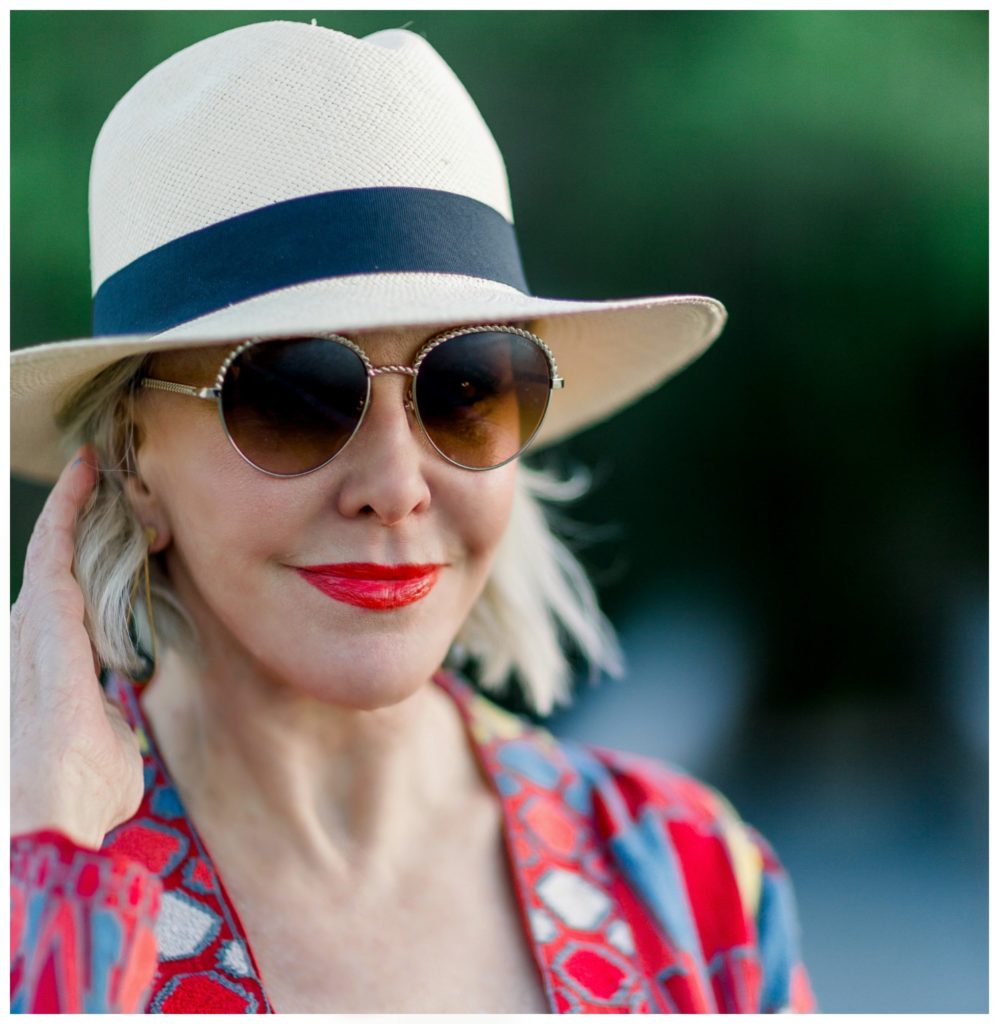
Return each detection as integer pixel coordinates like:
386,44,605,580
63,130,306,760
264,632,451,711
311,672,434,713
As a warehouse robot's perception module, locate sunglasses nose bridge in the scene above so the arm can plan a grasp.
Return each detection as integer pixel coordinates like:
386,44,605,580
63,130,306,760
367,364,417,380
364,363,420,425
367,364,416,400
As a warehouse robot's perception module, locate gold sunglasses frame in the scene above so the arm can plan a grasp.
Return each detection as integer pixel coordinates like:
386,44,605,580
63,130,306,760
139,324,564,476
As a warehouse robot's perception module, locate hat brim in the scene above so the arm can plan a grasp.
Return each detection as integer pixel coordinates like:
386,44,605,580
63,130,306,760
11,272,726,483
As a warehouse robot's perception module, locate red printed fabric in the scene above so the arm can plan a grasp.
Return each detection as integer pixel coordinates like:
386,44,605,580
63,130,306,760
10,671,816,1013
10,829,161,1012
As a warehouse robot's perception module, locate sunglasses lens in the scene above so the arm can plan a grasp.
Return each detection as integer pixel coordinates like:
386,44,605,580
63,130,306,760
414,330,553,469
221,338,368,475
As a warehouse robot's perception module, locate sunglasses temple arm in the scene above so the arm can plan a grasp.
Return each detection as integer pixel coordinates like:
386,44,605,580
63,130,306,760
140,379,220,401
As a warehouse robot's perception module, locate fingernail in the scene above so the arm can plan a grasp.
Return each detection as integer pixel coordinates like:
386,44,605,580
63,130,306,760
73,457,82,466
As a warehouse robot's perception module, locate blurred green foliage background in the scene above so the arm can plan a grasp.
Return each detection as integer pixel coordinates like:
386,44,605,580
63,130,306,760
10,11,987,1011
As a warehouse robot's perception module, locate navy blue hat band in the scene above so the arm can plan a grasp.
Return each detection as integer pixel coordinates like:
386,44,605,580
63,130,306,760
91,187,529,336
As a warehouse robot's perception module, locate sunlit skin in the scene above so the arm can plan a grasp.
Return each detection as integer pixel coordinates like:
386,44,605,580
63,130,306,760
125,327,519,883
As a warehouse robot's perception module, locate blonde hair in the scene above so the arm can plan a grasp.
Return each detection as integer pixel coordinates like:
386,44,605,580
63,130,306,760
56,350,622,716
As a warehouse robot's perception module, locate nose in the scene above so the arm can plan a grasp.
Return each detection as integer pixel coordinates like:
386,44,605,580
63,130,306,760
333,371,432,525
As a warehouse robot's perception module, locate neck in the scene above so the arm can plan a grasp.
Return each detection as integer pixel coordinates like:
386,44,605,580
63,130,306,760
139,646,487,881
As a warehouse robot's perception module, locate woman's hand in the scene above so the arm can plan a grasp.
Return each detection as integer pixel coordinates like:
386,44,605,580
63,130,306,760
11,446,145,850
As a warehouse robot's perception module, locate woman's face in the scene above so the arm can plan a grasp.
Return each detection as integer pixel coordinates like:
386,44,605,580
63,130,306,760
128,328,518,708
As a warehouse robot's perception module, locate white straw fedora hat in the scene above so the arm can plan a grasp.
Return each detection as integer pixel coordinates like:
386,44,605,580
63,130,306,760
11,19,727,483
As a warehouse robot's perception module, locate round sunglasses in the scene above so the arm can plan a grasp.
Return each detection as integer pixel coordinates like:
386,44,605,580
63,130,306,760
139,325,564,475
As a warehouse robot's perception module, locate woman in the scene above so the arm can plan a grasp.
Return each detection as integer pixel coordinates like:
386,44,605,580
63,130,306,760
11,21,815,1013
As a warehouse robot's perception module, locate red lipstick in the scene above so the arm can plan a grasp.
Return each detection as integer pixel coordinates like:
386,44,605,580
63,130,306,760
296,562,442,610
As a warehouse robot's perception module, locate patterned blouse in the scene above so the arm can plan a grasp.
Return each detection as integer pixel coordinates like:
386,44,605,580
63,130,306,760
10,670,815,1013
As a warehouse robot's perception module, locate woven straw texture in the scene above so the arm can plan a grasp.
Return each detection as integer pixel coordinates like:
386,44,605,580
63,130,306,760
12,20,728,483
90,22,512,289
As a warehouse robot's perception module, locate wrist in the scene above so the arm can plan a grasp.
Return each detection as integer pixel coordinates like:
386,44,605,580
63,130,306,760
11,783,111,851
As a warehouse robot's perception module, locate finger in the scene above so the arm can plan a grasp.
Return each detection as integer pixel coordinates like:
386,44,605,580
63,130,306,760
23,445,99,581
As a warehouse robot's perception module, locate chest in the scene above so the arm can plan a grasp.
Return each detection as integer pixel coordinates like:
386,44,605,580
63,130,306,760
220,836,551,1013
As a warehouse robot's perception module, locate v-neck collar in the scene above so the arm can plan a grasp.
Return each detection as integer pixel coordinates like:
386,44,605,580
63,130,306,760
105,670,658,1013
433,672,660,1012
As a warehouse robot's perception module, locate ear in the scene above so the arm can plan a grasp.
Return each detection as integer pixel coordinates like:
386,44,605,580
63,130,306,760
122,469,172,553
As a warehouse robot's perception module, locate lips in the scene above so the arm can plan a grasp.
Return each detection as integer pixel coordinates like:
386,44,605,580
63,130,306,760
296,562,442,610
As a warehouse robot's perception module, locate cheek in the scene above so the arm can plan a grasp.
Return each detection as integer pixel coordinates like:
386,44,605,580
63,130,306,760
168,471,279,563
451,465,518,565
139,406,297,565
